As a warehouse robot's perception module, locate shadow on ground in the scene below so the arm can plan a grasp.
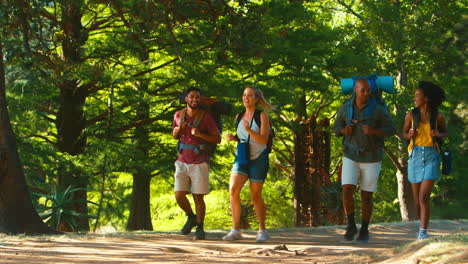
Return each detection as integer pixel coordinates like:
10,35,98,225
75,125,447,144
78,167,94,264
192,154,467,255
0,220,466,264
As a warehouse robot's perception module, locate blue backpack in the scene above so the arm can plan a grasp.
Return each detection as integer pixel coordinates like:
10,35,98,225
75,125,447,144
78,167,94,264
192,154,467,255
340,74,395,125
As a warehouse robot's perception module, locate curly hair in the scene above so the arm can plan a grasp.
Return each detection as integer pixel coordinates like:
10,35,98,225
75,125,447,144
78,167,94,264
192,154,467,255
418,81,445,110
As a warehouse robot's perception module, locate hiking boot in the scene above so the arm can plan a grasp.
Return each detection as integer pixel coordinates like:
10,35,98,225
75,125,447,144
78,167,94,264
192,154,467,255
356,228,369,243
256,230,270,243
194,226,206,240
222,229,242,241
344,224,358,241
181,214,197,235
417,228,428,240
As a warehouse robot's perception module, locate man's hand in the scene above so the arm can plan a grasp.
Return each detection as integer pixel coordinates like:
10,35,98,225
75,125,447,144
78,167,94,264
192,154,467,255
363,124,385,136
173,126,181,138
430,129,439,137
362,124,373,135
341,125,353,136
226,133,238,142
173,122,187,139
191,127,200,137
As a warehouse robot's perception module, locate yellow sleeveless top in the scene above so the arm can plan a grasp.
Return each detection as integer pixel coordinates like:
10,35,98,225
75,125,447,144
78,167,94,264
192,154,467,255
408,122,433,153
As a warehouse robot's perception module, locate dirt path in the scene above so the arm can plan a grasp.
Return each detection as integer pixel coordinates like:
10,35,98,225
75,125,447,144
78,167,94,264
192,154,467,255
0,220,467,264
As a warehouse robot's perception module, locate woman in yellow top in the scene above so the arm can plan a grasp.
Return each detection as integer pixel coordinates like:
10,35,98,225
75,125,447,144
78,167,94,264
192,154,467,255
402,81,448,240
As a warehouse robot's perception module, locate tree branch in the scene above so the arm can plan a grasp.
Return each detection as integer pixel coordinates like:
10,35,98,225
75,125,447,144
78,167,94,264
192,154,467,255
23,135,58,148
116,101,175,133
336,0,366,22
132,58,178,78
384,147,405,174
148,80,183,95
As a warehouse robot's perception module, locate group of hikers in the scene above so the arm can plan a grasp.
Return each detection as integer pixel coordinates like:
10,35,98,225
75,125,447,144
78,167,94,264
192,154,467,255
171,79,448,243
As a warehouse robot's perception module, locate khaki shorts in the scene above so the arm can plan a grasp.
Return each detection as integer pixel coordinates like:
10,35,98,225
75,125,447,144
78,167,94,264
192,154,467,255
174,160,210,194
341,157,382,192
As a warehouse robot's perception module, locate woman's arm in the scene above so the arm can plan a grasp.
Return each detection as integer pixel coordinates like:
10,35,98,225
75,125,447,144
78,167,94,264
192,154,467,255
402,111,416,140
245,112,270,145
226,114,240,142
433,112,448,138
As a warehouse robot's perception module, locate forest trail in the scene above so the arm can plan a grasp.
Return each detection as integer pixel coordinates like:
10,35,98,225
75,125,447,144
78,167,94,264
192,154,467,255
0,220,466,264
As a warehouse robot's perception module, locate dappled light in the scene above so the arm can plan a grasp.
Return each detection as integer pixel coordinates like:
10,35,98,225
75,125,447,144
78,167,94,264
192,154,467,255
0,220,466,263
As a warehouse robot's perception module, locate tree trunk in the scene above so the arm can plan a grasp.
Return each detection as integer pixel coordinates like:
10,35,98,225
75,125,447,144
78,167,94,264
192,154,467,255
395,68,417,221
126,40,154,229
0,37,59,235
294,114,332,227
126,99,153,231
307,118,322,227
396,153,416,221
55,83,90,231
293,122,308,226
127,173,153,230
53,0,90,231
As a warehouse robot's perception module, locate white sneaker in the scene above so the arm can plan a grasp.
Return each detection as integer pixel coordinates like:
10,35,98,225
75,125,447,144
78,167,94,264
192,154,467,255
222,229,242,241
256,230,269,242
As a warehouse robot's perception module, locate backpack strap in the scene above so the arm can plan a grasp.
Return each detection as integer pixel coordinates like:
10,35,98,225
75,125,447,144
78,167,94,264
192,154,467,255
236,109,263,128
177,109,206,155
235,110,246,129
253,109,262,128
432,111,441,153
364,98,377,122
410,108,420,149
180,109,205,128
192,110,206,128
253,108,274,136
429,109,437,130
411,108,420,130
346,99,353,126
179,108,187,125
410,108,441,153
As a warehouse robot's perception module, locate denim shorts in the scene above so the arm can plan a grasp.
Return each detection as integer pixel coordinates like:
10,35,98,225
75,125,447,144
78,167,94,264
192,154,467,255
408,146,440,183
231,149,269,183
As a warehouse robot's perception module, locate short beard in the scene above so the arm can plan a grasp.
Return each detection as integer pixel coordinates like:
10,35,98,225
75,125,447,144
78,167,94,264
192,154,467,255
188,104,198,110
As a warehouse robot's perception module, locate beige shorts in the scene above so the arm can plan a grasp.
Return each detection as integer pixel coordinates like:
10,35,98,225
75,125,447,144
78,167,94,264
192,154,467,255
341,157,382,192
174,160,210,194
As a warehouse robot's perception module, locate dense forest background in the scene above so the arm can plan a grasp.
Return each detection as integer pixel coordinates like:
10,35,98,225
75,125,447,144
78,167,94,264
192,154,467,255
0,0,466,232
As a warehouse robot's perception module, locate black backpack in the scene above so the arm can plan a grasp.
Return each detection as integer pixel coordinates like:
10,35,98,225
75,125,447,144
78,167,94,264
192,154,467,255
235,109,274,153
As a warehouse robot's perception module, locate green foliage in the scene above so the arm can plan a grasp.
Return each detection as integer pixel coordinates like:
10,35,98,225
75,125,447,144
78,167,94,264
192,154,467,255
321,181,343,216
1,0,465,232
34,186,97,231
263,177,295,228
88,172,133,231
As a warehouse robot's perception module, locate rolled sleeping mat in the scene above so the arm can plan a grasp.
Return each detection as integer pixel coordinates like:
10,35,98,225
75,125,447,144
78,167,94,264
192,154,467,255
376,76,395,94
340,75,395,94
340,78,355,95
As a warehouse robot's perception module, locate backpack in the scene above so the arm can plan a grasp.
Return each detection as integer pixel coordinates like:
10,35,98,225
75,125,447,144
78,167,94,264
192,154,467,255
340,74,395,125
235,109,274,153
177,92,232,156
411,108,439,142
178,92,232,134
411,108,452,175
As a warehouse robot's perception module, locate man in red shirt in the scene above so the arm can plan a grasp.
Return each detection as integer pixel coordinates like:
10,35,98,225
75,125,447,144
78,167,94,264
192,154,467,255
172,87,221,240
